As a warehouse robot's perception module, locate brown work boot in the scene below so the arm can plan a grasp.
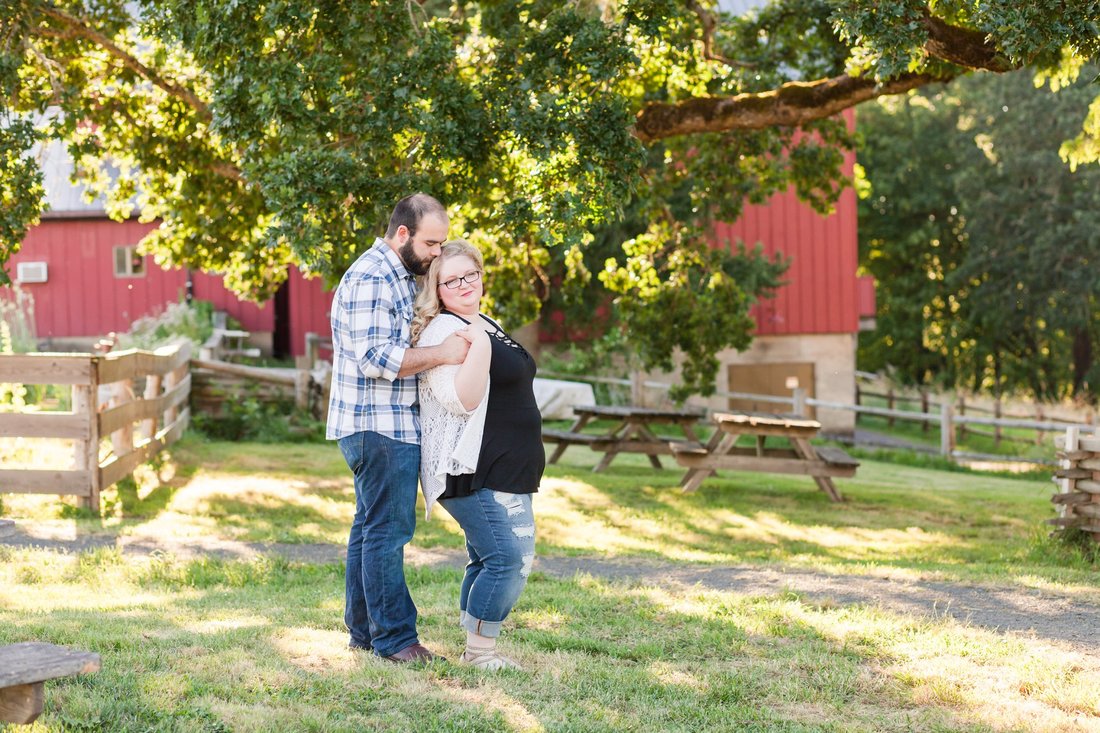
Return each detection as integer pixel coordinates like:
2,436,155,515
383,643,445,664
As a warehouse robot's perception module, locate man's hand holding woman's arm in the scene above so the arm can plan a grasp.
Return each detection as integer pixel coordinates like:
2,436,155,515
396,329,474,378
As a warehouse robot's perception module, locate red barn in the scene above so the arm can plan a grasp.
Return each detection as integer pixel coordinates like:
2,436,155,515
8,140,332,359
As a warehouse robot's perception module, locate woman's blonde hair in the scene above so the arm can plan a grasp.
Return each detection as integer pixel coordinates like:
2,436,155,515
410,239,484,344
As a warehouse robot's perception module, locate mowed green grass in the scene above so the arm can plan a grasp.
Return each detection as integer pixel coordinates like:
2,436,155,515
3,435,1095,589
1,436,1098,732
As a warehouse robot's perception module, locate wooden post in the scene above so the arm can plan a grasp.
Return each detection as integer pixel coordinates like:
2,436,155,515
72,382,100,513
163,368,182,426
142,374,163,441
1035,403,1044,445
887,387,895,427
994,398,1002,447
630,370,645,407
294,369,310,411
1059,426,1079,521
110,379,134,458
920,389,929,433
792,387,807,418
854,383,861,425
956,395,967,442
940,402,955,459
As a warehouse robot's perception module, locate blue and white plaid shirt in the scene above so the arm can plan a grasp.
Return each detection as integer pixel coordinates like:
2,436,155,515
326,239,420,443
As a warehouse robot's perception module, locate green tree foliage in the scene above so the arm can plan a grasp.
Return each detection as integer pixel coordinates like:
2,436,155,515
859,66,1100,401
2,0,1098,395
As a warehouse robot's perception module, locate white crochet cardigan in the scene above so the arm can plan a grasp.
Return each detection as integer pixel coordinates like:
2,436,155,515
417,312,490,518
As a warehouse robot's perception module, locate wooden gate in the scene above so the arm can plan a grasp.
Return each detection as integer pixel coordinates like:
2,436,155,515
0,342,191,512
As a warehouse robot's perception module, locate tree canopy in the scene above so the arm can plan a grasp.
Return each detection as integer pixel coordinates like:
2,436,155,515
858,65,1100,402
2,0,1098,394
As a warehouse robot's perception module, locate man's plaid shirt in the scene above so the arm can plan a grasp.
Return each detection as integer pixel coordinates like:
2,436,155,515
326,239,420,443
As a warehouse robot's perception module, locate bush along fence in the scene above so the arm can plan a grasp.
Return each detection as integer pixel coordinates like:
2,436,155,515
1052,427,1100,543
537,371,1094,466
0,342,191,512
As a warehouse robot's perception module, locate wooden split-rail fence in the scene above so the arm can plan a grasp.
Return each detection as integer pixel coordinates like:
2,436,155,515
0,343,191,512
1052,427,1100,543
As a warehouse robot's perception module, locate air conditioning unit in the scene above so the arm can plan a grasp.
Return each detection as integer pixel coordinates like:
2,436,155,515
16,262,48,284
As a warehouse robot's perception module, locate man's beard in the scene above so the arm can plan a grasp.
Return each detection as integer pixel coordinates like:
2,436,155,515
398,241,431,276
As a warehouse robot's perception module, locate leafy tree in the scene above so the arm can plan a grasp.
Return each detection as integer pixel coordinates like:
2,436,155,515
859,66,1100,401
2,0,1098,394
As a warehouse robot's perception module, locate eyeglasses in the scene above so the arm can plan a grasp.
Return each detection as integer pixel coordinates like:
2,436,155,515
439,270,482,290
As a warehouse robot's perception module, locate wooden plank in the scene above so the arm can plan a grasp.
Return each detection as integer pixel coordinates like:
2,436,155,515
1051,492,1093,505
1075,480,1100,494
541,429,601,444
0,682,44,724
1059,450,1094,462
1072,503,1100,519
98,374,191,435
713,411,821,430
715,423,820,439
668,440,706,455
190,358,297,385
1055,435,1100,452
0,412,88,440
815,446,860,467
96,342,192,384
0,469,92,495
99,409,190,489
0,643,101,687
1054,468,1093,479
0,355,93,385
572,404,705,420
589,439,676,455
671,453,856,477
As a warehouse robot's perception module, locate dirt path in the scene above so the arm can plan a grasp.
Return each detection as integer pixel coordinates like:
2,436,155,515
3,526,1097,659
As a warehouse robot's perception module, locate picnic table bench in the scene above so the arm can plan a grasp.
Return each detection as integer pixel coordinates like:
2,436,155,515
544,404,706,472
0,642,101,724
671,411,857,501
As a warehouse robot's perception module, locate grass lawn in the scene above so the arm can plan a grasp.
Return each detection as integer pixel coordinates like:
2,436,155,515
2,436,1098,732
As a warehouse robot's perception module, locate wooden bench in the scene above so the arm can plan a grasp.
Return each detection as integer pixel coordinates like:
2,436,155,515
0,642,101,724
673,411,858,501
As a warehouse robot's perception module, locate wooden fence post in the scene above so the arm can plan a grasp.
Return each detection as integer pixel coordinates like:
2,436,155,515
630,370,645,407
111,379,134,458
792,387,807,417
142,374,163,441
994,398,1002,447
72,378,100,513
1035,403,1044,445
940,402,955,459
887,387,895,427
956,395,967,443
920,389,929,433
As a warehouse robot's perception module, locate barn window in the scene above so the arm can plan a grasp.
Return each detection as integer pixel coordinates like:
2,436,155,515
113,245,146,278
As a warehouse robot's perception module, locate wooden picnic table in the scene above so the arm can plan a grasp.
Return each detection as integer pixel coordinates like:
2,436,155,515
544,404,706,472
672,411,858,501
0,642,101,724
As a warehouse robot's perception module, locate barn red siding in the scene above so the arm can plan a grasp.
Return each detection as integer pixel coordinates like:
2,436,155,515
711,163,859,336
286,267,334,356
10,218,272,340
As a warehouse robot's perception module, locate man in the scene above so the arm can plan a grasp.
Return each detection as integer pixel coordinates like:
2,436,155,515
327,193,471,663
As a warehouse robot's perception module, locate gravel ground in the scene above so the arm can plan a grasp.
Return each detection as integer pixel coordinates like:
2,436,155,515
3,525,1097,659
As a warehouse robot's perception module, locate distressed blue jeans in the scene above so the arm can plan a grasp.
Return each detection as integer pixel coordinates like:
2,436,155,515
338,431,420,657
438,490,536,638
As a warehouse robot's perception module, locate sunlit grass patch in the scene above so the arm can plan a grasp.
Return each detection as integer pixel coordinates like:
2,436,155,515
1,547,1097,732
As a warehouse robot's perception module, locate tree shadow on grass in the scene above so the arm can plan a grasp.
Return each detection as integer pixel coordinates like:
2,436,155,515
0,552,1036,733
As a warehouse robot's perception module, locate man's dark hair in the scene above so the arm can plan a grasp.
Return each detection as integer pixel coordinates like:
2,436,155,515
385,193,446,239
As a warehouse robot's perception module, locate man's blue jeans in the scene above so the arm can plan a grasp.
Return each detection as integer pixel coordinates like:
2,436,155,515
338,431,420,657
439,490,536,638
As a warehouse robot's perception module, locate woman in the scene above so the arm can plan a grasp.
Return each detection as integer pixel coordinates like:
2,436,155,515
412,239,544,671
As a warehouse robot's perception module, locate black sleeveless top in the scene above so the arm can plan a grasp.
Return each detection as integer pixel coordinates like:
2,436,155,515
441,312,545,498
